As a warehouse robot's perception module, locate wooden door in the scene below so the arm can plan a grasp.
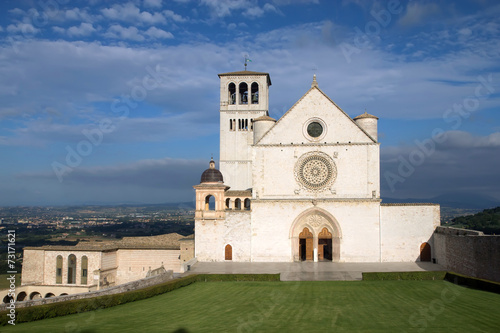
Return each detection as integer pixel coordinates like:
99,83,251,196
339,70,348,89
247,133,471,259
318,244,324,260
225,244,232,260
299,227,314,261
420,242,431,262
306,238,313,260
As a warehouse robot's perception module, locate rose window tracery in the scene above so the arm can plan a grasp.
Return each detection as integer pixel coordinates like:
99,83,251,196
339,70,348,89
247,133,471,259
295,152,337,191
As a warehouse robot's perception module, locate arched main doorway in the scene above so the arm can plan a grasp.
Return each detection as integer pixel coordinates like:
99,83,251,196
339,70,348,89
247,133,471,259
290,208,342,262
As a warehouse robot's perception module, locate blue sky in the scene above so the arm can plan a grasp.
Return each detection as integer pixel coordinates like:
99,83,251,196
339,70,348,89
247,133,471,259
0,0,499,206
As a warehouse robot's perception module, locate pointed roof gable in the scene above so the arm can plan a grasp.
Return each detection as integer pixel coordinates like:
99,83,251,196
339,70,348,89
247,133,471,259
256,86,377,145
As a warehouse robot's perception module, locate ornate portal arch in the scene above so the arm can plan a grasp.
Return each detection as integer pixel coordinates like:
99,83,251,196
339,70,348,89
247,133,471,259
290,207,342,262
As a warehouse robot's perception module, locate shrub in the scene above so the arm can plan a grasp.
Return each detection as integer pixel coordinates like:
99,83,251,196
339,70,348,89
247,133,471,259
444,272,500,294
362,271,447,281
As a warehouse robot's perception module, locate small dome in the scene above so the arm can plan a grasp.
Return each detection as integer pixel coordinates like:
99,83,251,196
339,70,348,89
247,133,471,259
354,111,378,120
253,115,276,122
200,158,223,183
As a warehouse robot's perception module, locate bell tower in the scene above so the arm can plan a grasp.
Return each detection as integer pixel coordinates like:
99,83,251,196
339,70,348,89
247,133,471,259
218,70,271,190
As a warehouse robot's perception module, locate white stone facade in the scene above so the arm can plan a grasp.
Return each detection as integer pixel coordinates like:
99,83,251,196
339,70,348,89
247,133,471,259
194,71,440,263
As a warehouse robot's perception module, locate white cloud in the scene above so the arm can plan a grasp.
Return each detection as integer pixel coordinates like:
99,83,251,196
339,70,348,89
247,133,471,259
6,22,40,35
8,8,26,16
101,2,166,25
144,0,163,8
52,26,66,34
145,27,174,39
399,2,440,27
105,25,145,41
203,0,279,19
273,0,319,4
163,9,187,22
67,23,96,37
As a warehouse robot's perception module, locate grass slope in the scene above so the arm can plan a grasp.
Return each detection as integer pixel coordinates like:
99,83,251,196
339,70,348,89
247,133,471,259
4,281,500,332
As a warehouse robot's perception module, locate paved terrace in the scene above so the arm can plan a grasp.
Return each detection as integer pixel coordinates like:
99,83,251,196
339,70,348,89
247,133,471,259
185,262,445,281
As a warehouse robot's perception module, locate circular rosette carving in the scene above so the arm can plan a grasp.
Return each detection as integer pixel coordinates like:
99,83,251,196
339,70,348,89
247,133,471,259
294,152,337,192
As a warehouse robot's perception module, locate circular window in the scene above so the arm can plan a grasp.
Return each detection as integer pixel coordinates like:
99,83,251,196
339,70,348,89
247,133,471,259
294,152,337,192
307,122,323,138
303,118,327,141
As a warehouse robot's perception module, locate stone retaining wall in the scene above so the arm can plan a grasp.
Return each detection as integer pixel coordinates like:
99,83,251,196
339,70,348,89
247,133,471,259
1,270,173,311
434,226,500,282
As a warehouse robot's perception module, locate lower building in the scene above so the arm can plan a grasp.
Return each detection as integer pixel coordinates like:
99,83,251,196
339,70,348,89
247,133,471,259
6,233,194,302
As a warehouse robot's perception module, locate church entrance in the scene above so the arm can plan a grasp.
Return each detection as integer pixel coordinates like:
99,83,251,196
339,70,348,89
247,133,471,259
318,227,333,261
291,208,342,262
299,227,314,261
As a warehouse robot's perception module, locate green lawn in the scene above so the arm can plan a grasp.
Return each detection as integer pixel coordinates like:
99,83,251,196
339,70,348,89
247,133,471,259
4,280,500,332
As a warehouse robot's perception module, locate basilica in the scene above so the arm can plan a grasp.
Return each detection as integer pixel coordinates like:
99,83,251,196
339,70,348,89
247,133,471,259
193,70,440,263
8,70,441,304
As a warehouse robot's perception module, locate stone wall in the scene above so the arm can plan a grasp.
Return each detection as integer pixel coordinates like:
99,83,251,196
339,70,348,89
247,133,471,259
115,249,180,285
21,249,45,285
0,271,173,310
195,211,252,262
434,226,500,282
380,204,440,262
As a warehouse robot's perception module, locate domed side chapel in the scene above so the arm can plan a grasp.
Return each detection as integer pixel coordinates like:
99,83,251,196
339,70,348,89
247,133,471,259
193,70,440,263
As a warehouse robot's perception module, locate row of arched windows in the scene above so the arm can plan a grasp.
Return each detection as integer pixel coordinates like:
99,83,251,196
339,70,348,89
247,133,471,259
228,82,259,105
56,254,88,285
202,195,251,211
229,118,254,131
226,198,251,210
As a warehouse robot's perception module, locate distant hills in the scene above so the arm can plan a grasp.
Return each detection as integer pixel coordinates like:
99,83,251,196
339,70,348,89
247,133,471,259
449,206,500,235
382,192,500,210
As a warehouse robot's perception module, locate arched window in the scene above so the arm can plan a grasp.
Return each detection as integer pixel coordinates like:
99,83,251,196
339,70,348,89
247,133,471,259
239,82,248,104
16,292,27,302
228,82,236,105
251,82,259,104
244,198,251,210
56,255,63,284
68,254,76,284
229,119,233,131
45,293,55,298
81,256,88,284
225,198,231,209
235,198,242,210
205,195,215,211
225,244,232,260
29,292,42,300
